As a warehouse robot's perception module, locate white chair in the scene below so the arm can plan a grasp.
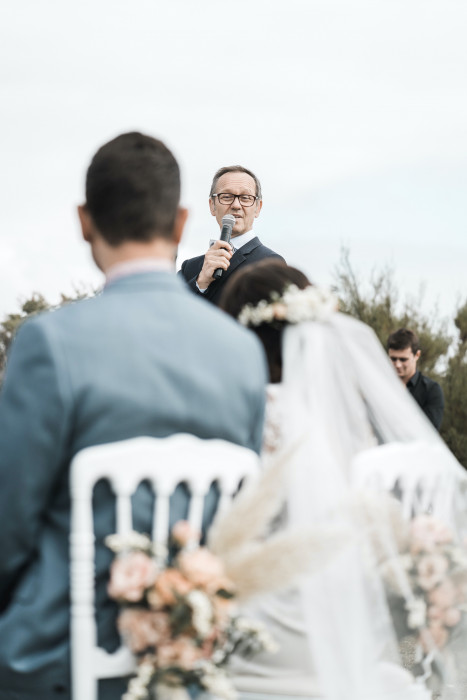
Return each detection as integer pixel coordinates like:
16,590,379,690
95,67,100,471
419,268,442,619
351,440,461,521
69,434,259,700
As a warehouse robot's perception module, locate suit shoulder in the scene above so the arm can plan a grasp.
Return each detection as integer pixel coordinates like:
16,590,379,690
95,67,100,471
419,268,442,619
17,295,102,343
253,243,285,262
179,254,205,278
424,374,443,397
187,294,264,349
420,372,442,391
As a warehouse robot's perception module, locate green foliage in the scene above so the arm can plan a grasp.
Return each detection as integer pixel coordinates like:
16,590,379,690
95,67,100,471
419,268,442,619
441,301,467,461
2,264,466,468
334,250,467,468
0,293,50,377
0,287,92,380
335,250,450,376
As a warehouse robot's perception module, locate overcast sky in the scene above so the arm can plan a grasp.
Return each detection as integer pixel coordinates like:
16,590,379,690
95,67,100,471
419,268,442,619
1,0,466,324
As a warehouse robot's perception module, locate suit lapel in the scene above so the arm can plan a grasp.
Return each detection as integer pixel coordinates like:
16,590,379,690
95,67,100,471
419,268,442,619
203,237,263,301
234,236,261,256
221,237,261,283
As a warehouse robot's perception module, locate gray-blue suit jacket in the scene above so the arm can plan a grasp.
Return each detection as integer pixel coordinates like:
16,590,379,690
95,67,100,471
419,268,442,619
0,271,267,700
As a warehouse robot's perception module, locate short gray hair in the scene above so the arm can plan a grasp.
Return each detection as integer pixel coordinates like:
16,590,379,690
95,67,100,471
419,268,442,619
209,165,262,200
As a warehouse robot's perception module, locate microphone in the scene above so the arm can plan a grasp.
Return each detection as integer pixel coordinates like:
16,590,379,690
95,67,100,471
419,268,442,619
213,214,235,280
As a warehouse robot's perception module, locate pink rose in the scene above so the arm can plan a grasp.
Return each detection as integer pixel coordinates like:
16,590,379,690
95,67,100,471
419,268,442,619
148,568,193,608
157,636,206,669
171,520,200,548
178,548,233,594
410,516,453,555
416,554,449,591
108,552,158,602
427,605,443,621
419,622,449,651
444,607,461,627
428,578,457,609
118,609,170,653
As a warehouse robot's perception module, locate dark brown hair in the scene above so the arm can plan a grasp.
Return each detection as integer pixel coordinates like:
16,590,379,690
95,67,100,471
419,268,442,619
219,259,311,383
387,328,420,354
85,132,180,246
209,165,262,200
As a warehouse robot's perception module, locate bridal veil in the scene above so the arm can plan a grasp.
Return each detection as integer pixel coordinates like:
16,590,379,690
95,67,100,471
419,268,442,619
280,311,467,700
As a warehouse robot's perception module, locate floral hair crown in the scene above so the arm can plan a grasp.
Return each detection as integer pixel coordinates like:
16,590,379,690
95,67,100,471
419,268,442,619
237,284,338,327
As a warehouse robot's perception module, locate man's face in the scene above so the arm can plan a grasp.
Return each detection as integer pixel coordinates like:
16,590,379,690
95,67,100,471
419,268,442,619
209,172,262,238
388,346,420,384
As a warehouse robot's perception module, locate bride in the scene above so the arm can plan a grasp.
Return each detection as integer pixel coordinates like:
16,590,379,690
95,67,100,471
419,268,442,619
217,259,467,700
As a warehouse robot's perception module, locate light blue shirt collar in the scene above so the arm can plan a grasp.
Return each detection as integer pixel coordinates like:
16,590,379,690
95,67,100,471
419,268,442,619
105,258,174,285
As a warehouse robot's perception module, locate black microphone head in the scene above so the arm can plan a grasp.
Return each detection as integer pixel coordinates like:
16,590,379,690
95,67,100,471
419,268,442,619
222,214,236,231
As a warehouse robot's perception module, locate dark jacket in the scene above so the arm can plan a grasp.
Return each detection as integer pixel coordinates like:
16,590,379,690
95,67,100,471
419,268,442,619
407,370,444,430
179,236,285,306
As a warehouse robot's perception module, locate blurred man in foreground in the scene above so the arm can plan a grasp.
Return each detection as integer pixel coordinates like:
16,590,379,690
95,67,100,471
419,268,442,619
0,133,267,700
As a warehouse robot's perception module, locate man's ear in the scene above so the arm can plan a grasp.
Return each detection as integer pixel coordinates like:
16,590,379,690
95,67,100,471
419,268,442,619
415,350,421,362
255,200,263,218
77,204,95,243
209,197,216,216
172,207,189,245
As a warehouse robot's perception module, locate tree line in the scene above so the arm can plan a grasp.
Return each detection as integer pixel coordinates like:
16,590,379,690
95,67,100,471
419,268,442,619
1,258,466,466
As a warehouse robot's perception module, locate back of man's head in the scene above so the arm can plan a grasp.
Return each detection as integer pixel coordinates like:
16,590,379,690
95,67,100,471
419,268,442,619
85,132,180,246
387,328,420,354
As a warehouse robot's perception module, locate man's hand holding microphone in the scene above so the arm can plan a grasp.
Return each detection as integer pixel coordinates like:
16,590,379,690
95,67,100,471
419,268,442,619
196,214,236,290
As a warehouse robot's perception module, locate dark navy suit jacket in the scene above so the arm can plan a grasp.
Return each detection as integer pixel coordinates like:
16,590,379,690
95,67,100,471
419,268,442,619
179,236,285,306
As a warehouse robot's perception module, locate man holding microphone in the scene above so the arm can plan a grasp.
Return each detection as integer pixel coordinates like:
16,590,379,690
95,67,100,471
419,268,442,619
179,165,284,305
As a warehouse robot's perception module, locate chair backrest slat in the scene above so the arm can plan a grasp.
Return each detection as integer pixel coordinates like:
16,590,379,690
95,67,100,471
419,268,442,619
153,486,171,547
116,493,133,535
188,491,205,534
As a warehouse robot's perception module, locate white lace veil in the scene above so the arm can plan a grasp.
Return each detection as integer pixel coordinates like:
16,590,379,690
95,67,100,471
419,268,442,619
280,311,467,700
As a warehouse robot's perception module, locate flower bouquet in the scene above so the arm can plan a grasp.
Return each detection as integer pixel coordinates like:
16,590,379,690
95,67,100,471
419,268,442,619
379,513,467,672
106,452,348,700
106,523,277,700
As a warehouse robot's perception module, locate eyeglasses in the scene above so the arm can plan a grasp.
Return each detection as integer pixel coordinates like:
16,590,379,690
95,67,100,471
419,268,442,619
212,193,259,207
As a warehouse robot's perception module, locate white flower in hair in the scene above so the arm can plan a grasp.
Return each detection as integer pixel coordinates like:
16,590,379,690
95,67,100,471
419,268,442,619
237,284,337,327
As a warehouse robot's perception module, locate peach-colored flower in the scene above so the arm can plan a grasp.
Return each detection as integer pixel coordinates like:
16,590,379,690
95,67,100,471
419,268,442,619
419,622,449,651
410,516,453,555
444,607,461,627
171,520,200,548
427,605,443,621
157,637,206,669
108,552,158,602
178,548,232,594
271,302,288,320
148,568,193,608
427,578,457,609
428,622,449,648
416,553,449,591
118,609,170,653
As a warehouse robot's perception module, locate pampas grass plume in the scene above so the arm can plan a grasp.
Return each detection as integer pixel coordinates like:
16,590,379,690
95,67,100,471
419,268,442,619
209,445,296,558
223,527,350,600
